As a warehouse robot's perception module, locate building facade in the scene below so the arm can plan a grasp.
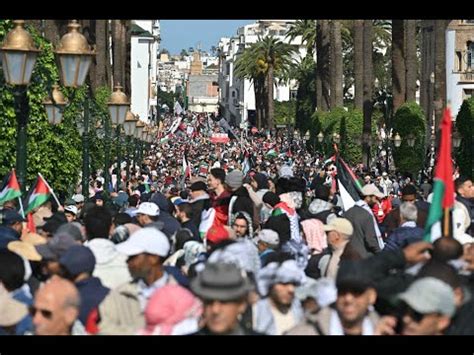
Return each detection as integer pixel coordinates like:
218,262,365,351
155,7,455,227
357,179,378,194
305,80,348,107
217,20,305,126
130,20,160,124
446,20,474,117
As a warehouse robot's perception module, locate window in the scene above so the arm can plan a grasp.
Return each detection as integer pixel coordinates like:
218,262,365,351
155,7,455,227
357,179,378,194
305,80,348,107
290,90,297,100
463,20,474,24
468,42,474,69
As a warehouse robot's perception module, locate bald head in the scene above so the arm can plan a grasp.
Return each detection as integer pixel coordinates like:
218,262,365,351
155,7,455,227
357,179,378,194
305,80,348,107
33,275,80,335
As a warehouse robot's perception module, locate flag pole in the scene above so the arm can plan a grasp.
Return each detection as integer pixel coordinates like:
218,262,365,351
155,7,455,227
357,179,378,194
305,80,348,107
17,197,25,219
443,207,450,237
38,173,62,209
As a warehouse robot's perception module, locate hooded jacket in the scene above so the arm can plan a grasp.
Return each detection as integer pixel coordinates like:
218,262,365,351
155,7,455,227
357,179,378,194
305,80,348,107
228,186,255,225
150,193,181,238
84,238,132,289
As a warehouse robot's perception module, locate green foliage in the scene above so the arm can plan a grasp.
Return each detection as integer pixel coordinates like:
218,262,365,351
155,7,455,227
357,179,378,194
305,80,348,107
294,57,317,134
392,101,426,176
274,101,296,125
456,98,474,179
310,107,366,165
0,21,115,199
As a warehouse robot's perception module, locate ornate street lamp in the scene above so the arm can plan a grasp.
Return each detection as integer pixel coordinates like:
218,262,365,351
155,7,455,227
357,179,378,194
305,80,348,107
0,20,40,193
332,132,341,144
452,129,461,148
317,132,324,143
0,20,40,85
43,84,68,125
54,20,95,198
108,84,130,126
407,133,416,148
123,111,138,183
55,20,95,88
393,133,402,148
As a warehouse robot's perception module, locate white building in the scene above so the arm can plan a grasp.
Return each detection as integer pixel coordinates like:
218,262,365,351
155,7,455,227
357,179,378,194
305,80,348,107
130,20,160,124
217,20,305,126
446,20,474,117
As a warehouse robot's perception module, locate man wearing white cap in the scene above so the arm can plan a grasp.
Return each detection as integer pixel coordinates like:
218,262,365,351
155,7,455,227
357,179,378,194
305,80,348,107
135,202,160,227
343,184,384,258
97,227,179,335
318,218,354,280
64,205,78,223
254,229,280,266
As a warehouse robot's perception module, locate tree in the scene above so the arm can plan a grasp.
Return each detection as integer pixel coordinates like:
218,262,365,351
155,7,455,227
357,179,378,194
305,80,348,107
180,49,188,59
330,20,343,108
455,98,474,179
392,20,406,111
392,102,426,176
316,20,330,111
234,36,294,130
353,20,364,110
405,20,417,102
362,20,374,168
434,20,448,130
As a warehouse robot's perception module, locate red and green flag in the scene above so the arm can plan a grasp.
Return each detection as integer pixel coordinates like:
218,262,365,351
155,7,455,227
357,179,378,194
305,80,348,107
424,108,455,242
24,175,51,214
0,170,22,205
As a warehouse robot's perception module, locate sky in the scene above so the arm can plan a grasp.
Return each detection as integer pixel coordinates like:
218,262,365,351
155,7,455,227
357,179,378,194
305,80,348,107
160,20,255,55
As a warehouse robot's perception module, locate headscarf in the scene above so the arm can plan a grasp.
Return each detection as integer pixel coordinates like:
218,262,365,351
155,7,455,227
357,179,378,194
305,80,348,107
301,219,327,254
230,211,254,239
257,259,306,297
138,284,202,335
207,239,261,277
183,241,206,268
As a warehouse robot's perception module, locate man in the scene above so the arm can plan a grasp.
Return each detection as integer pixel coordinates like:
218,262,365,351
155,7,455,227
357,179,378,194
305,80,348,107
83,206,131,289
287,261,380,335
0,209,24,248
41,212,68,240
32,275,81,335
343,184,384,258
384,202,424,251
98,227,177,335
244,172,271,225
379,172,393,197
207,168,231,227
175,202,200,241
420,178,432,200
124,194,139,218
72,193,85,220
150,193,181,238
190,262,259,335
188,180,211,229
383,184,429,236
307,185,337,224
0,283,28,335
135,202,160,227
318,218,355,280
225,170,255,224
64,205,78,223
393,277,456,335
35,232,78,279
253,259,305,335
59,245,110,326
253,229,280,266
455,176,474,236
231,212,253,239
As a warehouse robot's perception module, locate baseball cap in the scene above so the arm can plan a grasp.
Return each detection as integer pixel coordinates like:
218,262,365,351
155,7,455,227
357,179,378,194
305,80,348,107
361,184,384,199
254,229,279,246
1,209,26,225
323,218,354,236
72,194,85,203
397,277,456,317
116,227,170,257
59,245,96,276
64,205,78,216
136,202,160,217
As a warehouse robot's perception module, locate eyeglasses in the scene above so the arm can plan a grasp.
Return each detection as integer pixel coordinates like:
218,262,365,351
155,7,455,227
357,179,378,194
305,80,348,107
29,306,53,320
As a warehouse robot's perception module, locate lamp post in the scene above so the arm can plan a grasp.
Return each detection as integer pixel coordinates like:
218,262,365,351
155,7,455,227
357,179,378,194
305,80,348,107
43,84,68,125
0,20,40,193
134,119,145,173
54,20,95,198
108,84,130,192
123,111,138,184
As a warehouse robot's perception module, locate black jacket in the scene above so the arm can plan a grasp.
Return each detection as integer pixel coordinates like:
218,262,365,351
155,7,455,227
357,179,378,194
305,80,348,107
75,277,110,325
0,225,20,249
343,205,381,259
190,325,264,336
230,186,255,223
457,195,474,236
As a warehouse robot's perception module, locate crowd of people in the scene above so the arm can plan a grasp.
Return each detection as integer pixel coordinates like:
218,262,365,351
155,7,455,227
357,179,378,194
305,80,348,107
0,111,473,335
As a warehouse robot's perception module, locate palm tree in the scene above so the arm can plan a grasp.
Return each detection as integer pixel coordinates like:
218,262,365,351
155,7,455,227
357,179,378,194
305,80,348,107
255,36,295,129
362,20,373,168
405,20,418,102
286,19,317,56
353,20,364,110
330,20,343,108
316,20,331,111
234,36,294,130
392,20,406,111
434,20,447,130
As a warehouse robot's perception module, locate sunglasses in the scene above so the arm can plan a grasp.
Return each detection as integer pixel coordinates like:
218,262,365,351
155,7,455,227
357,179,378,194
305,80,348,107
398,302,426,323
29,306,53,320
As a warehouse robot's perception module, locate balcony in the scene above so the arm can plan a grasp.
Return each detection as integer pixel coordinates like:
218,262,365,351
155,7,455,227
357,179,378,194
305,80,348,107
460,71,474,82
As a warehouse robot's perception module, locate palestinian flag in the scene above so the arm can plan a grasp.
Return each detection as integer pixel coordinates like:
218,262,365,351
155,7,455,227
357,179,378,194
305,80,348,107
24,175,51,214
182,153,191,179
0,170,22,205
335,154,363,211
424,108,455,242
266,149,278,158
144,182,151,193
